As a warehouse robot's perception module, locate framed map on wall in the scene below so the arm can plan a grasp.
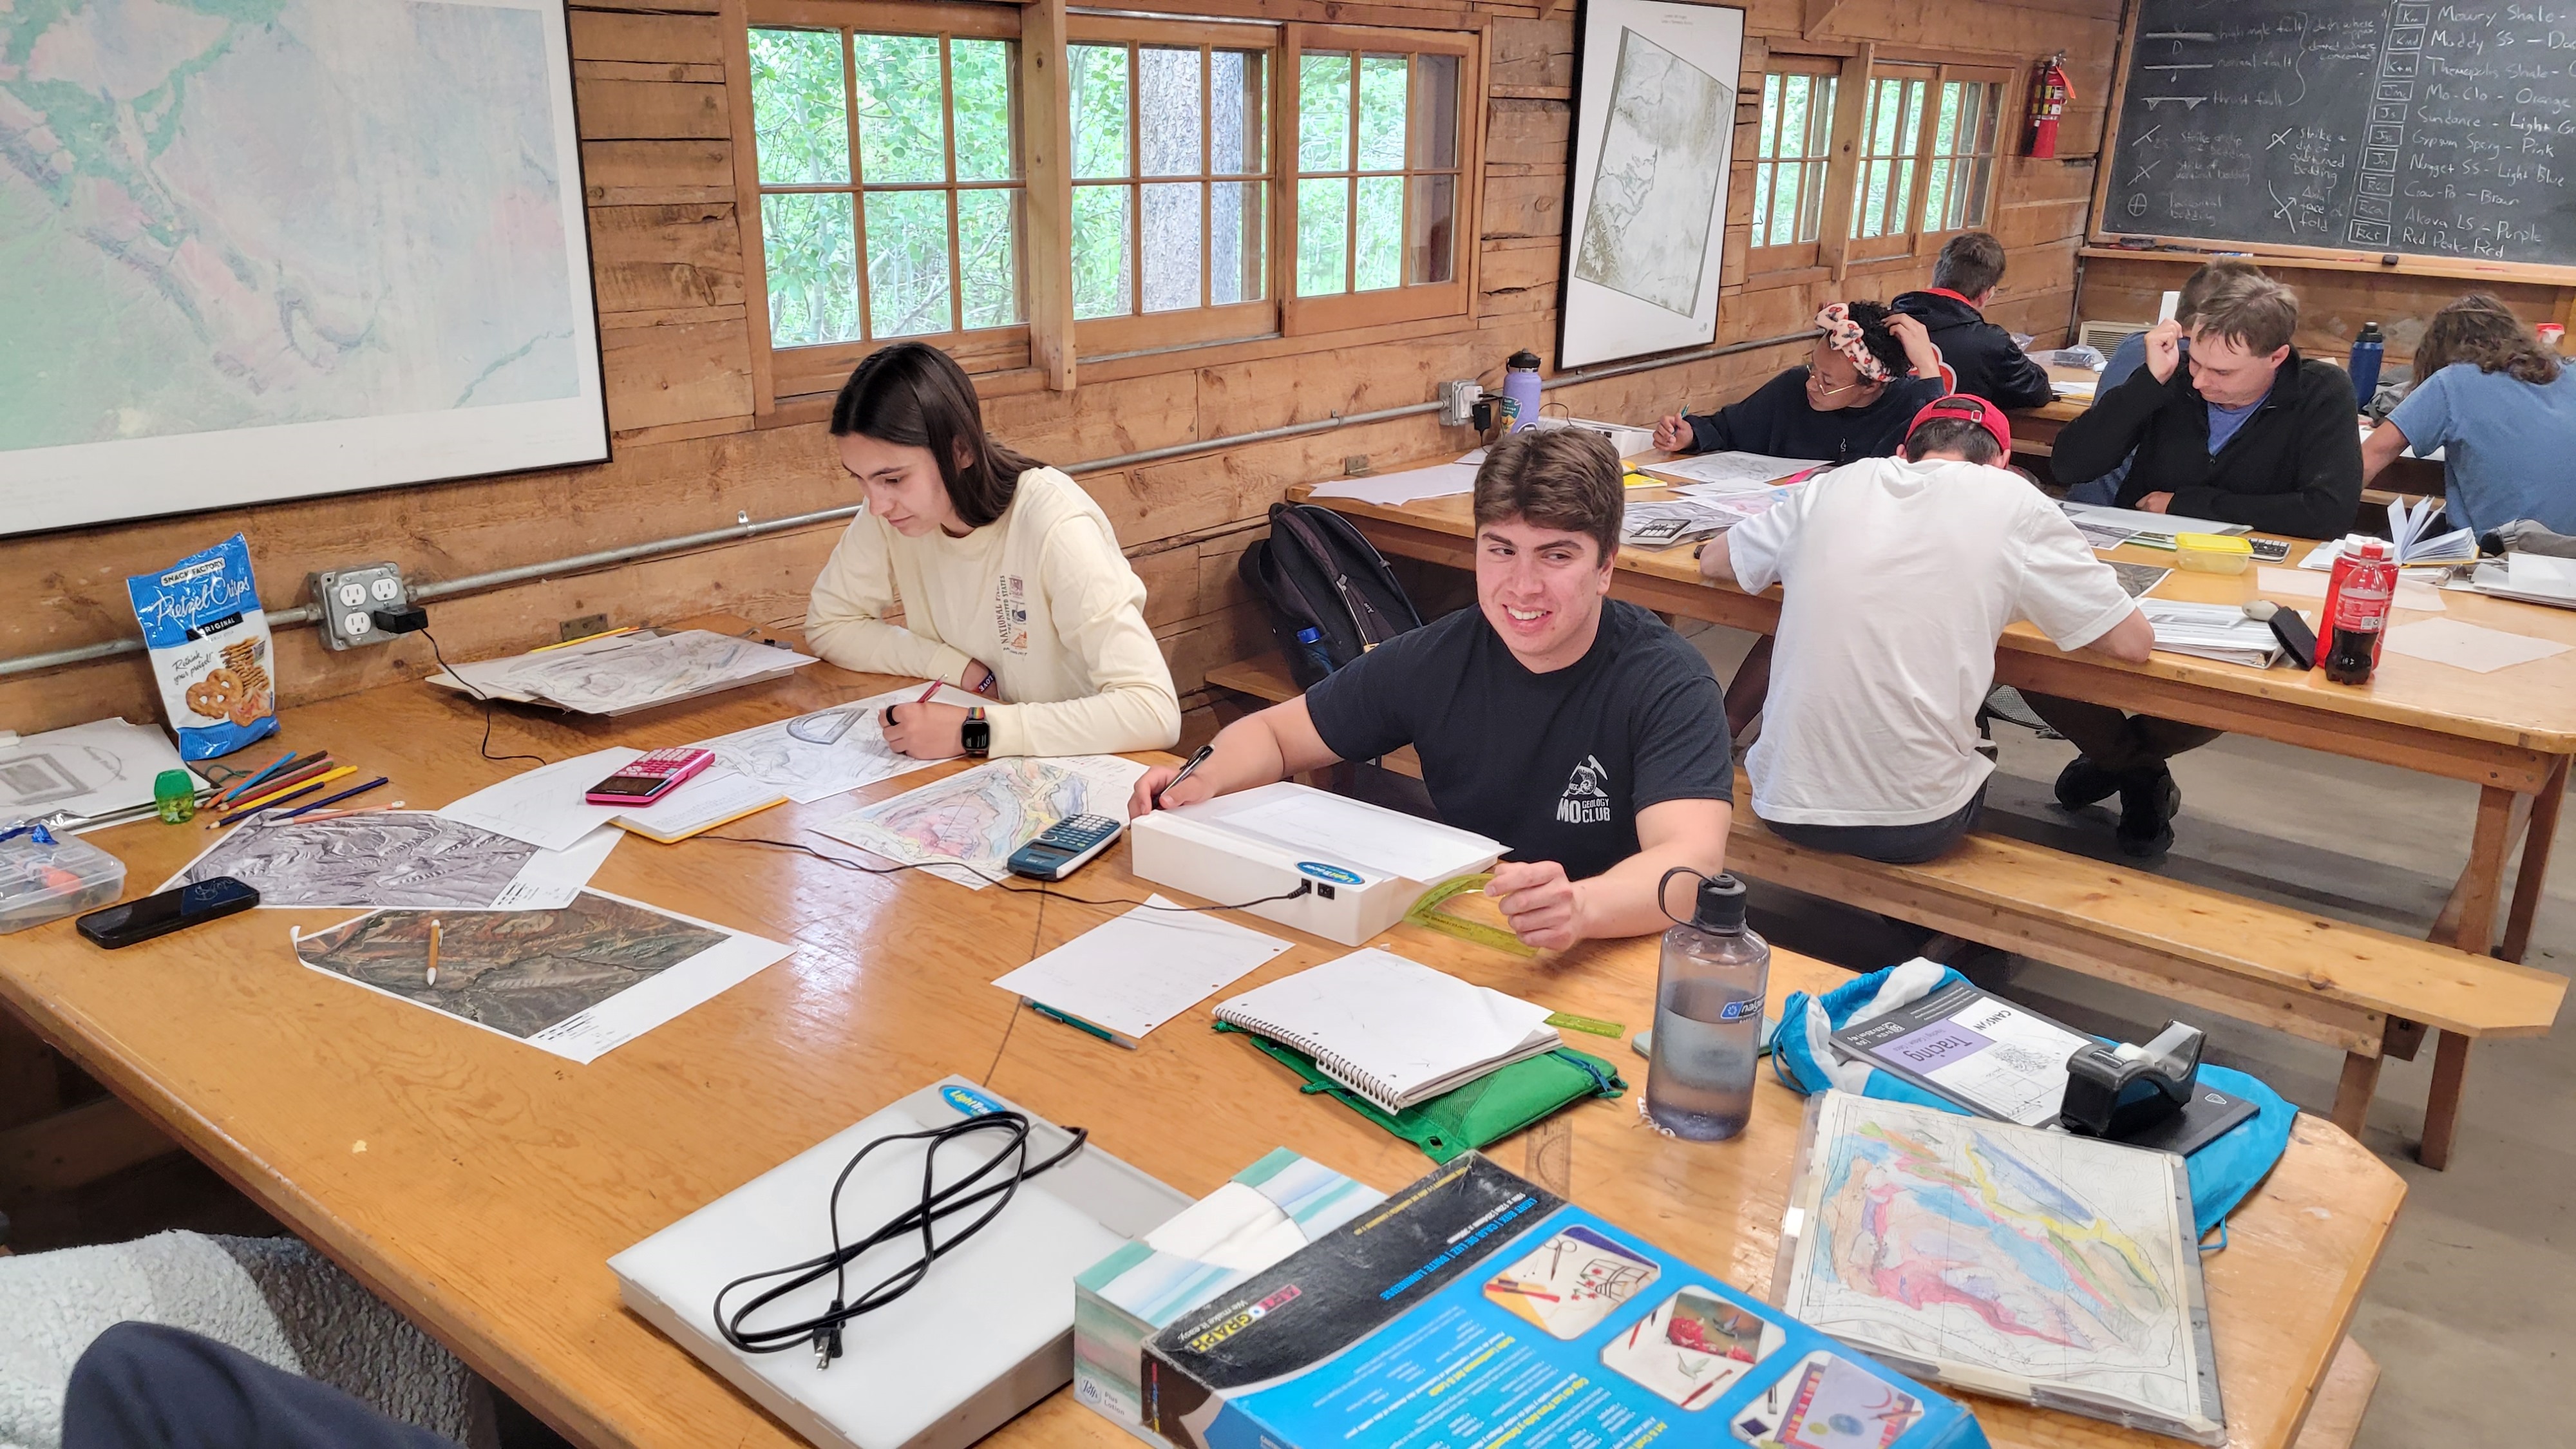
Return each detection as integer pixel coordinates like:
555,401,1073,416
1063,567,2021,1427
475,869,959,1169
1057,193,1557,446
0,0,609,536
1558,0,1746,368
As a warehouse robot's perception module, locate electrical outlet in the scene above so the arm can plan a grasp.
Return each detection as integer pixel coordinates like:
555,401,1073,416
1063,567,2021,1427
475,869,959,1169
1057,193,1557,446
311,563,407,651
1343,455,1372,476
1439,378,1482,428
559,614,609,641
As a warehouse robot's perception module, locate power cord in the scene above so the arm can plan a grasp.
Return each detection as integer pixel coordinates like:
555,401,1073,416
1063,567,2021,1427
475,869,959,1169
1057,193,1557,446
702,834,1316,914
420,628,547,767
711,1110,1089,1368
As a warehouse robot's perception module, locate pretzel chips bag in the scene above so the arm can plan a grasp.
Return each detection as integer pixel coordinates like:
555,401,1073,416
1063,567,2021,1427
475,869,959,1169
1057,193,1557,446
127,534,280,761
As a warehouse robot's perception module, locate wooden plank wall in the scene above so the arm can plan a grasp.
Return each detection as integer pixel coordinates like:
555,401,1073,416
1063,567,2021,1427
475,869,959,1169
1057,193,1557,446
0,0,2122,741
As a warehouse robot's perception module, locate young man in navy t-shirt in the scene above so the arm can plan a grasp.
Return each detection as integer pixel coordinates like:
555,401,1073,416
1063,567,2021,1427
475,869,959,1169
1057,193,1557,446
1128,429,1734,951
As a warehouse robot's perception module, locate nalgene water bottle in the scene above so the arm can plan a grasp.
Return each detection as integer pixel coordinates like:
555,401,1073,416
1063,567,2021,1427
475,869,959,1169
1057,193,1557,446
1643,870,1768,1141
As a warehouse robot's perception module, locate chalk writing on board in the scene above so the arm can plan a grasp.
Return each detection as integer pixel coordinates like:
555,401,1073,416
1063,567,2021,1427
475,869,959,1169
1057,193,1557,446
2109,0,2576,263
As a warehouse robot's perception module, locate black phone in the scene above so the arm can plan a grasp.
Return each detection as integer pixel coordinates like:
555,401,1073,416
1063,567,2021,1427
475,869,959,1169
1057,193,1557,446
2268,610,2320,670
77,876,260,949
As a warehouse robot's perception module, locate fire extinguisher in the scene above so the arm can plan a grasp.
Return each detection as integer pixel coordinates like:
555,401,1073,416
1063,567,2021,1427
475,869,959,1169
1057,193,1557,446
2024,52,2071,160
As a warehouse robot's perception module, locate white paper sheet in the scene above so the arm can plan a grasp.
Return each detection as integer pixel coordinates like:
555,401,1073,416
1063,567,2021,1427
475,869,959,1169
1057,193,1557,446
162,811,619,910
1642,451,1828,491
990,896,1292,1043
2255,565,2446,612
0,718,206,830
609,770,788,842
491,826,623,910
433,748,639,851
290,889,791,1065
2381,618,2572,673
815,755,1149,889
1307,461,1479,506
690,685,981,803
1177,786,1501,883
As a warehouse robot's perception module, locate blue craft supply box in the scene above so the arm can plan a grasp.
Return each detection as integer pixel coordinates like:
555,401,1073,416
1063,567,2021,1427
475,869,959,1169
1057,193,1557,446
1141,1153,1989,1449
1075,1148,1384,1443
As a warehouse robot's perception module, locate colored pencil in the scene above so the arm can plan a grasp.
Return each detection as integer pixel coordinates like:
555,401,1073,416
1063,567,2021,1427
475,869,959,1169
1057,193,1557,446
218,756,334,811
271,777,390,822
532,625,637,652
210,768,355,827
214,750,299,806
294,801,404,822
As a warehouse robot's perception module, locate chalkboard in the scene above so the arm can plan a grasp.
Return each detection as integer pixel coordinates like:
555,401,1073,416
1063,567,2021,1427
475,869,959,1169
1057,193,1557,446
2105,0,2576,265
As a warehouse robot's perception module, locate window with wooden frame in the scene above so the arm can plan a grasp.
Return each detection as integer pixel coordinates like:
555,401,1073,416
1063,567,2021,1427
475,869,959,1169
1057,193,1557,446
1746,57,1840,270
730,4,1484,402
741,2,1028,401
1065,15,1276,355
1848,61,2010,261
1285,25,1478,334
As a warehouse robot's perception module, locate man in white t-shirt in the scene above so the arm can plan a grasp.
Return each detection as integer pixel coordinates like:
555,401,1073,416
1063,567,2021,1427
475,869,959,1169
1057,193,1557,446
1697,397,2154,864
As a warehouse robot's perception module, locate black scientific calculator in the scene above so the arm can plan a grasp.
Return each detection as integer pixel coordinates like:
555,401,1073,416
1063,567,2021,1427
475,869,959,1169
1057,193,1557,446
1007,813,1124,880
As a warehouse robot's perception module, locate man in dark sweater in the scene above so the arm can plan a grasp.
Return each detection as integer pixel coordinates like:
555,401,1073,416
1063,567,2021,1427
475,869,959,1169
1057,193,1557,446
2050,269,2363,538
1891,232,2054,410
2027,270,2363,858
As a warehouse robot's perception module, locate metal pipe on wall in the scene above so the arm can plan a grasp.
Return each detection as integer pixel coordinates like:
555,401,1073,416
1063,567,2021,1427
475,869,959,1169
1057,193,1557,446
0,329,1812,681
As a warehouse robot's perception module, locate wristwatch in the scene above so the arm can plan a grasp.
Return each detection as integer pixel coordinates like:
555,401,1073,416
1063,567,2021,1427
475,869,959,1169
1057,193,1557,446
960,706,990,759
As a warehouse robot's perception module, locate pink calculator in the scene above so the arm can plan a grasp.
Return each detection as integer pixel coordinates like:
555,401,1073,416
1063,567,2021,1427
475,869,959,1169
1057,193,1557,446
585,748,714,806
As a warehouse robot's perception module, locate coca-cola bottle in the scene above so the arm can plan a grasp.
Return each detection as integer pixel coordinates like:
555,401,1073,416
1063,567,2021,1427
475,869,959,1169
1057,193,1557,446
2323,538,2396,685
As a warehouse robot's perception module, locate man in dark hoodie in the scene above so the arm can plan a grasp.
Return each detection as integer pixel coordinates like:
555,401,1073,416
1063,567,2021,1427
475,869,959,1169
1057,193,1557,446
1891,232,2053,410
2049,268,2362,539
2023,269,2363,860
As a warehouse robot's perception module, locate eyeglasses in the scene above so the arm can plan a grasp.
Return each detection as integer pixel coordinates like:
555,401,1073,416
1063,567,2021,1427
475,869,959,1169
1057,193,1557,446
1801,365,1870,399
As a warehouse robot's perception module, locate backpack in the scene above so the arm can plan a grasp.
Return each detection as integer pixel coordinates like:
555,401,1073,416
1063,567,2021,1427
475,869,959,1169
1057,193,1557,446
1238,502,1424,690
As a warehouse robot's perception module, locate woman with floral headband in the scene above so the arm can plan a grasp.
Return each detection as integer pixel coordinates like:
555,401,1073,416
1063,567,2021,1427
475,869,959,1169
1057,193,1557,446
1652,301,1952,464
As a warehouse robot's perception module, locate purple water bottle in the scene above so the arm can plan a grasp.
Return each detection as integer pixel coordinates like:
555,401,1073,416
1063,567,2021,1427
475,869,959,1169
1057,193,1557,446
1499,350,1542,433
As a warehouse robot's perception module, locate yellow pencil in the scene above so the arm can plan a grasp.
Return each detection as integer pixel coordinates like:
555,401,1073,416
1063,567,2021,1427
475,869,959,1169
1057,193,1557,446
426,918,442,987
225,765,355,815
532,625,638,652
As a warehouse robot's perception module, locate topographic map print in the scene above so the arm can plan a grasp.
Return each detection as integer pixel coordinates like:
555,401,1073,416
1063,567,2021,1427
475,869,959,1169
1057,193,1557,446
1795,1100,2201,1417
1573,28,1734,316
1,0,580,451
174,813,536,909
294,892,726,1041
818,755,1144,888
482,632,780,714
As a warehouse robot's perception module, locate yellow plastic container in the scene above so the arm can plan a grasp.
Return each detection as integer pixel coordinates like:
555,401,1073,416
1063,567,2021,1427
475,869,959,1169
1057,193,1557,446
2172,533,2253,574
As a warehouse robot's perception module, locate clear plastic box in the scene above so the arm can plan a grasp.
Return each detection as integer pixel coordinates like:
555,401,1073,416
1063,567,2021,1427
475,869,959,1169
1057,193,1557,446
0,824,129,934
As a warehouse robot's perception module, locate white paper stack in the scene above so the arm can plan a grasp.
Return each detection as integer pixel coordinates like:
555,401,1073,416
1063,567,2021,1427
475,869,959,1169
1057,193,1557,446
2474,553,2576,609
1639,450,1828,491
2141,601,2282,667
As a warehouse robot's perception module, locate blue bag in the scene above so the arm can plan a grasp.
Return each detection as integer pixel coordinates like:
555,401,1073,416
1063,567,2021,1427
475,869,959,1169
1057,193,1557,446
1771,961,2295,1235
127,534,281,761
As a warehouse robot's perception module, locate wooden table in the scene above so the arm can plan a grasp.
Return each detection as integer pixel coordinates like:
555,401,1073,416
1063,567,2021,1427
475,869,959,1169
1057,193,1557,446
0,632,2402,1449
1304,486,2576,965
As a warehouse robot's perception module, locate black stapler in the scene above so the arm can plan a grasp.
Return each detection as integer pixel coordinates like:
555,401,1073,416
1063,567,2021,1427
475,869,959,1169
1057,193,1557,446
2060,1021,2205,1141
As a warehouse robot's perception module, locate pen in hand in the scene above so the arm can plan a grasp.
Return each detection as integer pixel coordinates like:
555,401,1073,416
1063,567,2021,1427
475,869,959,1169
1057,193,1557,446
1151,744,1216,810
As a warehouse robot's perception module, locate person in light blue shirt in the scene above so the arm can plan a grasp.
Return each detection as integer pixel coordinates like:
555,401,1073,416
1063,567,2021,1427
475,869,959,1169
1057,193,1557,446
2364,294,2576,535
2064,260,2263,505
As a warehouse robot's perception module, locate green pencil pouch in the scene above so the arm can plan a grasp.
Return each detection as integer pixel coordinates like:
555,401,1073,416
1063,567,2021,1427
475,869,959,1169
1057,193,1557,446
1218,1022,1625,1163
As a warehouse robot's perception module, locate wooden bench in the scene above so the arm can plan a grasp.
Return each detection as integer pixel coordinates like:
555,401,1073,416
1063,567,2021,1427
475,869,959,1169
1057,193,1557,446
1726,806,2564,1170
1209,651,2562,1168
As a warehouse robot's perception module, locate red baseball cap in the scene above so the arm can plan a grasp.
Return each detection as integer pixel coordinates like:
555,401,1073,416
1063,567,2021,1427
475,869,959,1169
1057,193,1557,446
1904,394,2011,459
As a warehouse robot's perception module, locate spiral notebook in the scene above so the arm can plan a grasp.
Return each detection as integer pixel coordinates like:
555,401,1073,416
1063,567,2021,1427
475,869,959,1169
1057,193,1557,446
1211,949,1560,1115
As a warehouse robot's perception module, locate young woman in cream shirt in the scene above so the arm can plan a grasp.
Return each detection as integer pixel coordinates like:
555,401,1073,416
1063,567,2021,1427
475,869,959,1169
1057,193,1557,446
806,343,1181,759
